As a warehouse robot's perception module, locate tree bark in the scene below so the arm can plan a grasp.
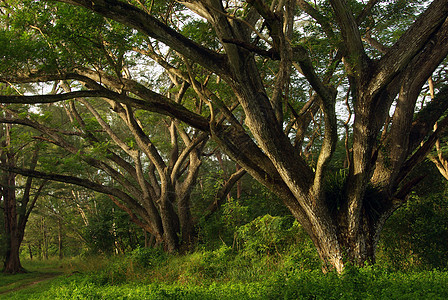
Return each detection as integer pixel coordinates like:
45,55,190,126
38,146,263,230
1,123,26,274
3,185,25,273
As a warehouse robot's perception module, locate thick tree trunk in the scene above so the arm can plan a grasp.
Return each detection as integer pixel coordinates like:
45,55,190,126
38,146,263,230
2,177,25,274
306,212,379,273
3,234,24,274
1,125,25,273
296,189,395,273
159,194,180,252
338,213,378,266
311,222,345,273
178,193,194,248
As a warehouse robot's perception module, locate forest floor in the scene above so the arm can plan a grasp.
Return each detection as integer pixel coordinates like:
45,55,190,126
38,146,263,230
0,259,68,299
1,255,448,299
0,271,62,296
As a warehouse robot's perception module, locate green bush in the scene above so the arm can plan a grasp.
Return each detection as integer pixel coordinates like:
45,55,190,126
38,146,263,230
236,215,298,255
379,190,448,270
131,246,168,269
87,257,130,286
176,245,235,282
283,243,321,271
197,197,250,249
234,214,320,271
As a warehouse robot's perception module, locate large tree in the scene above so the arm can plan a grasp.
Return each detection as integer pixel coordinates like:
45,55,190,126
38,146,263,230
1,0,448,272
0,96,244,252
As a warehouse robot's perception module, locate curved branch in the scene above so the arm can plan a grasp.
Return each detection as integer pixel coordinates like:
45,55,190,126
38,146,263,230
355,0,380,24
0,75,210,132
56,0,229,77
171,132,209,183
0,115,149,201
0,90,109,104
397,113,448,186
203,167,247,220
297,0,335,40
0,164,142,214
65,99,146,192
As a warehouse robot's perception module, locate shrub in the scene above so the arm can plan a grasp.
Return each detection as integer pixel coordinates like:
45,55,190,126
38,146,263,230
131,246,168,269
379,190,448,270
177,245,235,282
283,243,320,271
236,215,299,256
196,197,250,249
87,257,130,285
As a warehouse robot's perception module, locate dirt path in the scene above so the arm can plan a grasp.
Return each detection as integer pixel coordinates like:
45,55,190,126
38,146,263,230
0,272,62,296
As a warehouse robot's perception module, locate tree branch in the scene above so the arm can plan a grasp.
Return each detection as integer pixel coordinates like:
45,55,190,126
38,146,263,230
408,85,448,152
55,0,229,77
397,112,448,186
367,0,448,98
296,0,335,39
329,0,369,76
355,0,380,24
0,163,157,231
1,70,210,132
203,167,246,220
0,90,109,104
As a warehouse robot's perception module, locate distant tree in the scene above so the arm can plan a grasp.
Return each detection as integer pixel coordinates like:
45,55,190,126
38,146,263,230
0,91,244,252
0,117,46,273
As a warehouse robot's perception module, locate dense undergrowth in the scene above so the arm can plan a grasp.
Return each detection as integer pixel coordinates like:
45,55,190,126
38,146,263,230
2,251,448,299
2,214,448,299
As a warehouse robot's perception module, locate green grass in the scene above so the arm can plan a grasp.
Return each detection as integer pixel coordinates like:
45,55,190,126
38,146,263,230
3,268,448,299
1,251,448,299
0,275,58,300
0,258,71,297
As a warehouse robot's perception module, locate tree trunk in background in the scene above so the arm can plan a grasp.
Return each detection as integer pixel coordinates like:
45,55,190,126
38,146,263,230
236,164,242,199
58,219,63,260
41,217,48,260
28,243,33,260
159,195,180,252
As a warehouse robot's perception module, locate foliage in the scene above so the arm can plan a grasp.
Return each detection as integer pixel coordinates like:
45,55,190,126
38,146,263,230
83,208,116,255
237,215,297,255
131,246,167,269
83,195,144,255
323,169,348,213
379,188,448,270
197,196,250,249
194,166,290,250
2,258,448,299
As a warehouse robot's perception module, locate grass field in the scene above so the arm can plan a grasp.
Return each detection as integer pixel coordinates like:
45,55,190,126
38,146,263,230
1,250,448,299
